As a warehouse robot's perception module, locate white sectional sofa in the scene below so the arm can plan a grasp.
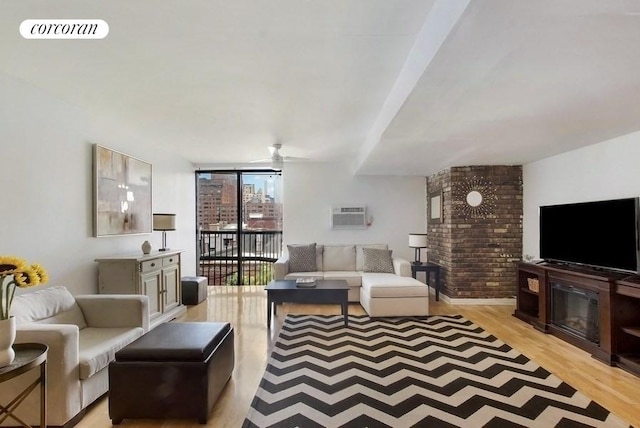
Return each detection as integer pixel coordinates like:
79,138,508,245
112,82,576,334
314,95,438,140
273,243,429,317
2,286,149,427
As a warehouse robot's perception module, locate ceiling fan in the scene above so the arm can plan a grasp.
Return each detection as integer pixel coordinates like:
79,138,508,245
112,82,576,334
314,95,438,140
251,143,308,169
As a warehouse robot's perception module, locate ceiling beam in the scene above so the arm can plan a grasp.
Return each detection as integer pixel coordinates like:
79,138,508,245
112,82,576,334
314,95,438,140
352,0,471,174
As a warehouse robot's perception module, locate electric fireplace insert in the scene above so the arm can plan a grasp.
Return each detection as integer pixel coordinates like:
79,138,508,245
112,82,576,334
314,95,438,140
550,282,599,345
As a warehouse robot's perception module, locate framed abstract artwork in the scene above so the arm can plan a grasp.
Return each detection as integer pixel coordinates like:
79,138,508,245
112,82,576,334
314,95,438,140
429,190,443,224
93,144,152,236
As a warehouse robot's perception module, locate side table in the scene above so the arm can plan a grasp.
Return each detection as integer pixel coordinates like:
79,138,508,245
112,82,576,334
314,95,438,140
411,262,441,301
0,343,48,428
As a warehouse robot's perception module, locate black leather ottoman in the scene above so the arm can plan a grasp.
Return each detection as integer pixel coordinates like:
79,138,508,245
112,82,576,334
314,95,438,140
109,322,234,424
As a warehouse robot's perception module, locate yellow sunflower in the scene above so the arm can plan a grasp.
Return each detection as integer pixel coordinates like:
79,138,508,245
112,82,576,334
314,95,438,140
31,264,49,284
0,256,27,275
1,256,48,319
13,268,41,287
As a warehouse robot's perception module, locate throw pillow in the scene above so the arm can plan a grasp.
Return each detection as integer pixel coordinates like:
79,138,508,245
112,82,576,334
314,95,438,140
288,243,318,273
363,248,394,273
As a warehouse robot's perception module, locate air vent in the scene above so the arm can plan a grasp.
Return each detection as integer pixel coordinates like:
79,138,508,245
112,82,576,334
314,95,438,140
331,205,367,229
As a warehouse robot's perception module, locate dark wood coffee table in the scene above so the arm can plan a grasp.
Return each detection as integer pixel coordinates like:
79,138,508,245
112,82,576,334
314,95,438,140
265,279,349,327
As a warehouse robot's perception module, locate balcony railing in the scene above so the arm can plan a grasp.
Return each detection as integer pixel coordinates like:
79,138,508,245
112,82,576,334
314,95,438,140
198,230,283,285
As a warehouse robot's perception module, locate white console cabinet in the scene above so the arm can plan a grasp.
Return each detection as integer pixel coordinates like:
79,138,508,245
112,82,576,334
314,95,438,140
95,250,186,328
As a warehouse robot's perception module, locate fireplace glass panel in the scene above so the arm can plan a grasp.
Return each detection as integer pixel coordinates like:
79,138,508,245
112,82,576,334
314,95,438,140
550,283,599,344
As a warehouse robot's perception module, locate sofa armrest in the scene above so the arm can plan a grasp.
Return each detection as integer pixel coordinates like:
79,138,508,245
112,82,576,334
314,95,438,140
76,294,150,332
393,257,411,277
13,324,82,424
273,256,290,280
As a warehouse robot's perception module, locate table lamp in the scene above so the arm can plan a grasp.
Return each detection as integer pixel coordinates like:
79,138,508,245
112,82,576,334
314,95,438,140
153,213,176,251
409,233,427,264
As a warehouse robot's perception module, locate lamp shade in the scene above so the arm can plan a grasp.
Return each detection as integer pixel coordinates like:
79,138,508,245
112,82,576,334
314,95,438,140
408,233,427,248
153,213,176,231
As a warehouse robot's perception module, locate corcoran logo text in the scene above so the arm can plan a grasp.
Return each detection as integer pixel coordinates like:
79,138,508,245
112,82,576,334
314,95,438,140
20,19,109,39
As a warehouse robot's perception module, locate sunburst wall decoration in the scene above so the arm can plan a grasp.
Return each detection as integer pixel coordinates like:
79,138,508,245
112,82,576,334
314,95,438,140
454,176,497,218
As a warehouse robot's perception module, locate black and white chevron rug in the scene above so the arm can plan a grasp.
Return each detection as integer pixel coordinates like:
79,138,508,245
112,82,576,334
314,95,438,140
243,315,629,428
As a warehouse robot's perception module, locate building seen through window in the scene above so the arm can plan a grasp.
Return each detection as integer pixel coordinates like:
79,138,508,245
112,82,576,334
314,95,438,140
196,171,282,285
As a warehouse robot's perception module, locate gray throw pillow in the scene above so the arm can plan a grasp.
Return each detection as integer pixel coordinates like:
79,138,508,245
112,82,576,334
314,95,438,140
363,248,394,273
288,243,318,273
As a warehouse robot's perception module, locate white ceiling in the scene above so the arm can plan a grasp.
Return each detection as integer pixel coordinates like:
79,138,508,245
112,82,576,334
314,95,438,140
3,0,640,175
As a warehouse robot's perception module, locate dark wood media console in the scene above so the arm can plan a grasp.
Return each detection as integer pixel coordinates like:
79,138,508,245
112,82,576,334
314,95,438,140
514,262,548,332
614,275,640,375
514,261,640,376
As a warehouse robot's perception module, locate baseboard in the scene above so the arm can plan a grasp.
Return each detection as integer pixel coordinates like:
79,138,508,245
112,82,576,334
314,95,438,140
439,293,516,306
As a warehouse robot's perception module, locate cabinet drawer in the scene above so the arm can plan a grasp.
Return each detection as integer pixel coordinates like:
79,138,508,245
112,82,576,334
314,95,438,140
163,255,179,267
141,259,161,273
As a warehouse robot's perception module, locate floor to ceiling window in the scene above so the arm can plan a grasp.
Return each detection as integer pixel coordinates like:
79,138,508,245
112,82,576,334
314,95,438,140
196,170,283,285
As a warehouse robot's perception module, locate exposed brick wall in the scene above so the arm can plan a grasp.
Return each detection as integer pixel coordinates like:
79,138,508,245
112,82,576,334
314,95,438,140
427,166,522,299
425,169,452,292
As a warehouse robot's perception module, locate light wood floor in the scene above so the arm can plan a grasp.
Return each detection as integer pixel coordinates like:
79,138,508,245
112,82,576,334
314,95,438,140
77,286,640,427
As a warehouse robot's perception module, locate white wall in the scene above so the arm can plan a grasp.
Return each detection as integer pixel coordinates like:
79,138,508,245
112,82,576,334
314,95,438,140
282,162,426,261
0,74,196,296
523,132,640,258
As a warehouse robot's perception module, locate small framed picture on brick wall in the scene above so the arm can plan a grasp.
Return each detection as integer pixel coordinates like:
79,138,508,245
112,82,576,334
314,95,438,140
429,191,443,223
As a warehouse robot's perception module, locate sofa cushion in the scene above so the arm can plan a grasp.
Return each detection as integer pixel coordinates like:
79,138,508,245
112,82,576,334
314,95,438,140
355,244,388,271
393,258,412,277
287,243,318,272
361,273,428,298
315,245,324,271
78,326,144,379
363,248,394,273
11,285,87,329
323,271,362,287
323,245,356,271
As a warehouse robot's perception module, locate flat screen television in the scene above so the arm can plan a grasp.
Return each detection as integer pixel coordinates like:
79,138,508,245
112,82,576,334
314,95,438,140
539,197,640,274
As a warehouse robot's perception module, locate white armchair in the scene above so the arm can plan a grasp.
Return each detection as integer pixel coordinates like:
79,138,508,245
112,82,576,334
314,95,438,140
1,286,149,427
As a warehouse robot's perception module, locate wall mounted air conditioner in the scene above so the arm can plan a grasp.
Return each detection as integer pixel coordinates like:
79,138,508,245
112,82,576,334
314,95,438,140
331,205,367,229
